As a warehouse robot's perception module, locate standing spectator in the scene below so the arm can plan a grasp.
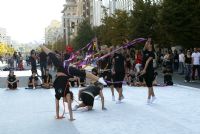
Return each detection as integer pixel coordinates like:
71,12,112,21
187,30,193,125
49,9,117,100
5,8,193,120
184,50,192,82
39,50,47,77
173,50,179,72
30,50,37,74
0,55,3,64
13,52,18,70
191,48,200,81
135,50,142,75
18,52,24,70
179,50,185,75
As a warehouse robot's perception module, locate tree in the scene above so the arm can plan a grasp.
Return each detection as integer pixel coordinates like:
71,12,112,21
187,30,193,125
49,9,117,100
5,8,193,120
159,0,200,47
72,19,95,50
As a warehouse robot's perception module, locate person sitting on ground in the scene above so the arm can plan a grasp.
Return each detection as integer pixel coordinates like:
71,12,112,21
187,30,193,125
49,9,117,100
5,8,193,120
41,69,53,89
7,70,19,89
163,65,173,86
73,82,106,111
28,71,39,89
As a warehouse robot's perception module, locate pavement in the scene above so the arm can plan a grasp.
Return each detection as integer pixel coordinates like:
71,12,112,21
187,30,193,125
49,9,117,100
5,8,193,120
0,62,200,134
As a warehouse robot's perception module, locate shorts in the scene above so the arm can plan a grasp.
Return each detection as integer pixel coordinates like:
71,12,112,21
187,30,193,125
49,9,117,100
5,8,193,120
80,92,94,106
68,67,86,78
144,72,154,87
113,71,125,88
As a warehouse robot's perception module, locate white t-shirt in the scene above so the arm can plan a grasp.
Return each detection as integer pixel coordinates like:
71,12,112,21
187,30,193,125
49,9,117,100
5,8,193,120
179,53,185,62
192,52,200,65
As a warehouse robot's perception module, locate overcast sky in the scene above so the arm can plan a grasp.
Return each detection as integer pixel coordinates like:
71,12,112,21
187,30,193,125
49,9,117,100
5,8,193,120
0,0,65,43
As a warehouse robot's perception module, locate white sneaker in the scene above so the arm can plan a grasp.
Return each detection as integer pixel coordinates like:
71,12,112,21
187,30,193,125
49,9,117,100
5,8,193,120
112,96,115,101
95,95,100,100
72,105,79,111
147,99,151,105
116,100,122,104
121,95,125,100
151,97,156,103
98,77,107,85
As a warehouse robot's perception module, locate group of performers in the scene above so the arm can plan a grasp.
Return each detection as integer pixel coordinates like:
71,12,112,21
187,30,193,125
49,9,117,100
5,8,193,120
38,38,156,121
6,38,157,121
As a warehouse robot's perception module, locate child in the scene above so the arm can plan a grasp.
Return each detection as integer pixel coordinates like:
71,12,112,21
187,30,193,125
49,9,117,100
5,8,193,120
28,71,39,89
42,69,53,89
7,70,19,89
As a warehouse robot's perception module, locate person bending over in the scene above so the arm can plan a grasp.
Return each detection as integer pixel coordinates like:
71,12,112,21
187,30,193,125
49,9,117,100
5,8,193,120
73,82,106,111
40,45,106,121
7,70,19,89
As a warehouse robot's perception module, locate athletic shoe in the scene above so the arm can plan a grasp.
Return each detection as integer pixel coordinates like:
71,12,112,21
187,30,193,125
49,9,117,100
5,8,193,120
151,97,156,103
147,99,151,105
98,77,107,85
116,100,122,104
112,96,115,101
121,95,125,100
95,95,100,100
72,105,79,111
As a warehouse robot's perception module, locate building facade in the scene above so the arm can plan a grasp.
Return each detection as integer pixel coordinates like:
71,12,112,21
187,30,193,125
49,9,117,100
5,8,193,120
45,20,62,45
0,27,12,45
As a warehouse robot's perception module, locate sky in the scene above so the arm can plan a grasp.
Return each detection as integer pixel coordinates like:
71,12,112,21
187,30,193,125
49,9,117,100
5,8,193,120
0,0,65,44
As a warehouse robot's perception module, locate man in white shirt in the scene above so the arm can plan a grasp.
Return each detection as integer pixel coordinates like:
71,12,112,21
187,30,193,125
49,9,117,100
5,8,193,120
191,48,200,80
179,50,185,75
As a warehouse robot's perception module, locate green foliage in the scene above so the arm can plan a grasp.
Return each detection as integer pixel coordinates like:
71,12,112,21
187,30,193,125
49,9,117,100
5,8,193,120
72,19,95,50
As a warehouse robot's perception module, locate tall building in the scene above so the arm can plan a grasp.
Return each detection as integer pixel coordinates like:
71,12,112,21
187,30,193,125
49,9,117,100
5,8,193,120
0,27,12,45
62,0,83,45
45,20,62,45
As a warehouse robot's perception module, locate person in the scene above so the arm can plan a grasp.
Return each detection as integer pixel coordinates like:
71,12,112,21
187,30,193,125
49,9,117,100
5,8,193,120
41,69,53,89
30,50,38,74
28,71,39,89
7,70,19,89
112,48,126,103
184,50,192,82
39,50,47,77
73,82,106,111
140,38,156,104
179,50,185,75
191,48,200,81
135,50,142,75
173,50,179,72
40,45,106,121
163,65,173,86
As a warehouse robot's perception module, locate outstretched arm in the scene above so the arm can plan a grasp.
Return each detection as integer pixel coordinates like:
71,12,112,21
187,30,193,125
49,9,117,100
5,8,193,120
99,90,106,110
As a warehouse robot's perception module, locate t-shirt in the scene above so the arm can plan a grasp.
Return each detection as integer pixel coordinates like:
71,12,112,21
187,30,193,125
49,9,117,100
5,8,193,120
179,53,185,62
42,74,52,83
29,76,38,83
113,53,125,73
192,52,200,65
82,86,101,97
142,50,155,72
185,55,192,64
30,56,36,68
39,52,47,63
8,75,16,82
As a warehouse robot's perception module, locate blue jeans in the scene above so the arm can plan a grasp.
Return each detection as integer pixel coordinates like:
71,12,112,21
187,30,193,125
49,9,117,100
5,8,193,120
185,64,192,82
179,62,184,74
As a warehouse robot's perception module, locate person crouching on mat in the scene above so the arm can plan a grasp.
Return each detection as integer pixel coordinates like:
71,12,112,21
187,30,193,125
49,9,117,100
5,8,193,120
40,45,107,121
7,70,19,90
41,69,53,89
73,82,106,111
28,70,39,89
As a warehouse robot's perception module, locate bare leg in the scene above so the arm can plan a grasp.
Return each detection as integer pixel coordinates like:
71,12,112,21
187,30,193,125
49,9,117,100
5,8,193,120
110,85,115,96
86,72,99,81
40,45,52,55
148,87,151,99
118,88,123,100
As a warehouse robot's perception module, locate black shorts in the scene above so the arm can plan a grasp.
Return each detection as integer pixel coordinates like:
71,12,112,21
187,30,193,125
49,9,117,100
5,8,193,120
113,71,125,88
8,83,17,89
80,93,94,106
144,72,154,87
